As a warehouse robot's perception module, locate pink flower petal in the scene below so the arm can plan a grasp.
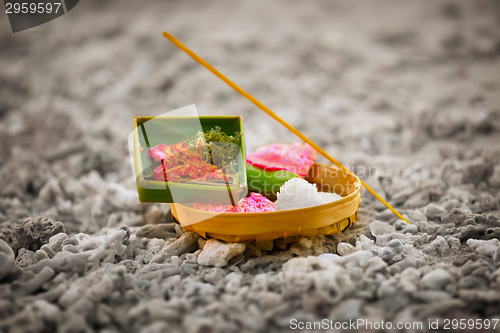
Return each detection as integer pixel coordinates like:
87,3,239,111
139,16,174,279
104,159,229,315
193,193,276,213
246,142,317,177
147,144,167,162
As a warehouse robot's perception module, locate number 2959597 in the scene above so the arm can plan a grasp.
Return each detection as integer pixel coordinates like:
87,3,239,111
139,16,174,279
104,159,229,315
5,2,63,14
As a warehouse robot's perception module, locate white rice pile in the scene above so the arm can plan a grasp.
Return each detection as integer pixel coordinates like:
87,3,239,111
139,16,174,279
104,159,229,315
275,178,342,210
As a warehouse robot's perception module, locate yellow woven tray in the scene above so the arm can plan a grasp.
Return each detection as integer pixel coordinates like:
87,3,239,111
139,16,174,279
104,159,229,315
171,163,361,242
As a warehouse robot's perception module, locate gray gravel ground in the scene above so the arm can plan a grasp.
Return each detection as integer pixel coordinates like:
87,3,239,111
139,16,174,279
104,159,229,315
1,0,500,332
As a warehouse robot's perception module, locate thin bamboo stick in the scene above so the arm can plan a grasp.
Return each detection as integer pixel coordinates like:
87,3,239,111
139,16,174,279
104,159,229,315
162,31,410,224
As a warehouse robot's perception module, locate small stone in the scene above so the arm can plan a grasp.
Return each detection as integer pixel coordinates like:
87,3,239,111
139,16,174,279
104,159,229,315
467,239,500,258
40,233,68,258
365,256,387,276
404,190,431,208
446,237,461,250
136,224,177,239
403,224,419,234
30,299,61,324
16,248,35,267
317,253,340,260
423,236,450,255
387,239,404,252
356,235,376,250
186,250,200,263
493,248,500,263
34,249,50,262
399,267,420,293
424,203,447,219
298,237,313,248
224,272,243,293
337,242,356,256
204,267,226,284
283,257,354,302
258,292,283,311
198,239,246,267
475,215,492,225
164,232,200,257
455,224,490,241
255,240,274,252
341,250,373,269
442,199,462,211
377,239,403,263
479,194,498,211
180,262,198,275
488,214,499,225
146,238,165,253
421,269,453,290
441,208,467,224
390,257,419,274
379,247,395,262
484,227,500,240
370,221,395,237
0,216,65,255
394,220,407,231
12,266,55,296
0,239,18,281
462,162,493,184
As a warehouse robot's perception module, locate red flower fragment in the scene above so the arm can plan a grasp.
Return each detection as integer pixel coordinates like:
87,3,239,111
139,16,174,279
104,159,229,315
148,143,228,183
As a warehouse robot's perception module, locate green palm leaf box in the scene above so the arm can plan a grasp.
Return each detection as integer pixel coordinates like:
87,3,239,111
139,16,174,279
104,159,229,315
133,116,247,204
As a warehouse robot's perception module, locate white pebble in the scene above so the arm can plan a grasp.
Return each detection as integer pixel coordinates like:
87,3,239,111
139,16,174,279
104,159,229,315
424,236,451,255
197,239,246,267
356,235,376,250
424,203,447,219
146,238,165,253
317,253,340,260
467,239,500,258
337,243,355,256
370,221,396,237
340,250,373,269
421,269,453,290
298,237,313,249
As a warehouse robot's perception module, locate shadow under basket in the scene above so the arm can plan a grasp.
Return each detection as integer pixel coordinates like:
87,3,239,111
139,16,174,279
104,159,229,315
171,163,362,242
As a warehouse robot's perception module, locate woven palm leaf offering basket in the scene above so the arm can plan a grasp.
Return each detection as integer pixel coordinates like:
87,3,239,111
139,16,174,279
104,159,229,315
173,161,361,242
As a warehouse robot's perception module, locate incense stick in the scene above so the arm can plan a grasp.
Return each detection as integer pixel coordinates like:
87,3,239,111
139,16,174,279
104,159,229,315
162,31,410,224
